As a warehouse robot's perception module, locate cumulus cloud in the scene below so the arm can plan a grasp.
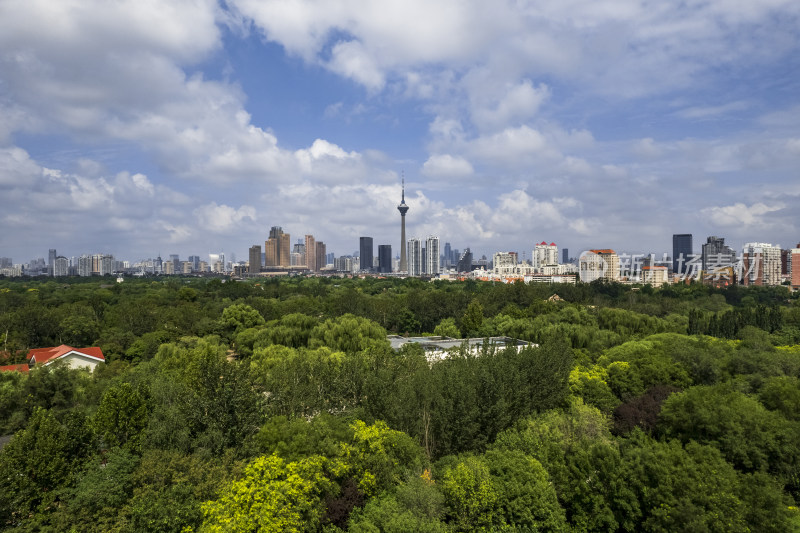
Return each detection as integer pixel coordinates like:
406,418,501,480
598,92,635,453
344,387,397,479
701,202,785,229
422,154,474,178
193,202,257,234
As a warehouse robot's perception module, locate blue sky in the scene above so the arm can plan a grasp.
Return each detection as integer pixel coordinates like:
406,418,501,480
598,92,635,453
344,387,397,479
1,0,799,264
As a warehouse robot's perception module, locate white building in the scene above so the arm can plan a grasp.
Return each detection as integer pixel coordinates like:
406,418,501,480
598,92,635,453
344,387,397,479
408,238,422,277
426,236,440,275
533,241,558,270
579,249,620,282
741,242,782,286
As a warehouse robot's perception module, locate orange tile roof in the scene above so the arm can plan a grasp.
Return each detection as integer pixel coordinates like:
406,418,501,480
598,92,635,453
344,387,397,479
27,345,105,365
0,364,29,373
589,249,616,254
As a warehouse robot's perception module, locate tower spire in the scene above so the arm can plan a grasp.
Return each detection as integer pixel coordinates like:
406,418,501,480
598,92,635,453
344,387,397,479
397,172,409,273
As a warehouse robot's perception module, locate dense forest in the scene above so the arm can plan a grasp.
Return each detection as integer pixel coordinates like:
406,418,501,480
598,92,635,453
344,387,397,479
1,275,800,531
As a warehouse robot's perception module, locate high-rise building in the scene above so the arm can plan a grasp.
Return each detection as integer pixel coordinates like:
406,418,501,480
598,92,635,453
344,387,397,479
407,238,422,276
533,242,558,269
378,245,392,273
443,242,452,269
316,241,326,271
304,235,316,270
188,255,200,272
562,248,569,264
672,234,693,275
425,235,442,276
791,244,800,290
741,242,782,286
78,255,92,277
48,249,56,276
426,236,440,275
457,248,473,273
360,237,374,271
397,178,409,272
701,236,736,273
265,226,291,267
249,245,262,274
54,256,69,277
579,249,620,282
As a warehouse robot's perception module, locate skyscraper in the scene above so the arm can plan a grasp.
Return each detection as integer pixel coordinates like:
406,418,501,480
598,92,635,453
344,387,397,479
457,248,472,273
378,245,392,273
48,248,56,276
407,238,422,276
443,242,452,268
304,235,316,270
265,226,291,267
360,237,374,271
562,248,569,264
316,242,326,271
248,245,262,274
672,234,692,275
397,178,409,272
425,236,440,275
701,236,736,273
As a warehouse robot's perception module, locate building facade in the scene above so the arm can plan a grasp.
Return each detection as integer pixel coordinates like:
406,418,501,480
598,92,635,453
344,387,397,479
741,242,782,286
579,249,620,282
378,244,392,273
533,242,558,270
426,236,440,275
407,238,422,277
359,237,374,271
672,234,692,275
248,245,262,274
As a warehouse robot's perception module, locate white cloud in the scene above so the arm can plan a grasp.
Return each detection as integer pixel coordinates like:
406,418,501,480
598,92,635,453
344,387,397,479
702,202,784,229
327,40,385,91
422,154,474,178
193,202,257,234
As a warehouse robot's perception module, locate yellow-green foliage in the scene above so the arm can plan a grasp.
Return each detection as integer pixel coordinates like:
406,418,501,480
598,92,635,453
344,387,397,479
200,454,342,533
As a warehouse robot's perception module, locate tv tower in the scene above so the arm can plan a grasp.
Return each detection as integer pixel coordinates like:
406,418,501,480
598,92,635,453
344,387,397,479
397,175,409,272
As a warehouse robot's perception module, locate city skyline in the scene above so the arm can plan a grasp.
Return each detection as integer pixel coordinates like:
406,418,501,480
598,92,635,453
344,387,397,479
1,2,799,261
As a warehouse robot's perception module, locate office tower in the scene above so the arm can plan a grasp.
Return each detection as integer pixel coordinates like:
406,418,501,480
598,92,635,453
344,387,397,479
562,248,569,264
249,245,262,274
457,248,473,273
188,255,200,272
533,242,558,269
378,245,392,273
397,178,409,272
265,226,291,267
443,242,452,268
672,234,693,275
791,244,800,290
304,235,316,270
326,252,334,265
741,242,782,286
0,258,11,268
579,249,620,282
407,238,422,276
48,249,56,276
316,242,326,271
701,236,736,273
360,237,374,271
170,254,180,274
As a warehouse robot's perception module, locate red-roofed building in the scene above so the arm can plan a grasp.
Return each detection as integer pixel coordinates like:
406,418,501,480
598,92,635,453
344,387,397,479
0,345,105,373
